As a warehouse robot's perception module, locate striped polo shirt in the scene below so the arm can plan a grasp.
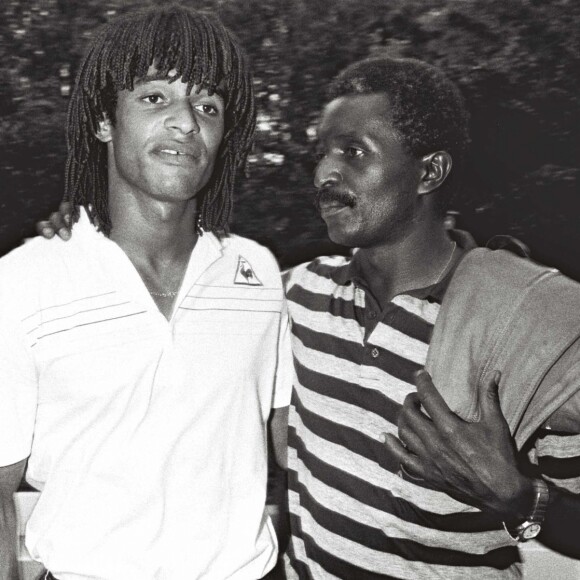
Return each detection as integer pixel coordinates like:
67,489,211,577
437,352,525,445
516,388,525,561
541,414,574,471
284,254,526,579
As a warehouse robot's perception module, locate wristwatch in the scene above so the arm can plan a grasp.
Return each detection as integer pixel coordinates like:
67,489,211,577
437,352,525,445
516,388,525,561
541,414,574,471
504,478,550,541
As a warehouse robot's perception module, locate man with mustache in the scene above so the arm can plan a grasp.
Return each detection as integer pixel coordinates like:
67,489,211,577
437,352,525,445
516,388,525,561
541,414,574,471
0,6,291,579
282,57,580,578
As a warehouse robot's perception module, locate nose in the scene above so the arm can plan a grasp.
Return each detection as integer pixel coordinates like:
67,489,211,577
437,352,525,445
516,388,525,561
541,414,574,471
166,100,200,135
314,156,342,189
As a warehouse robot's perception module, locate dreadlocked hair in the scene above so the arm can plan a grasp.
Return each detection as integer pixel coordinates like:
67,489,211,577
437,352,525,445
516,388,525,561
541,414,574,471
64,4,256,235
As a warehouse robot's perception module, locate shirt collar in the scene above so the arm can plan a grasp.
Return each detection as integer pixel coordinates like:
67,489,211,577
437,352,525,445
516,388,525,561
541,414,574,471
332,229,477,303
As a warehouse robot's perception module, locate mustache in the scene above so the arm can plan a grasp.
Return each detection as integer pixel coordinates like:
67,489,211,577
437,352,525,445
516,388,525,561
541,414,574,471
314,188,356,210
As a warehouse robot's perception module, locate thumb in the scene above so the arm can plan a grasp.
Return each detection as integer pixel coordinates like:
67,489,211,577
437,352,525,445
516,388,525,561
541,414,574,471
480,370,504,420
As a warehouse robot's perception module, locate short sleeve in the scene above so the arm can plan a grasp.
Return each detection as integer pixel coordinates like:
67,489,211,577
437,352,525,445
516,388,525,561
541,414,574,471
0,311,38,466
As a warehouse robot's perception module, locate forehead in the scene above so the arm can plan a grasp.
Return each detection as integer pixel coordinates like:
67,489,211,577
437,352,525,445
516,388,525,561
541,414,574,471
318,92,395,140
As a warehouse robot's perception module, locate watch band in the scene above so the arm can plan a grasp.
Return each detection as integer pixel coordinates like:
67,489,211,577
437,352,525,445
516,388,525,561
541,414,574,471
504,478,550,542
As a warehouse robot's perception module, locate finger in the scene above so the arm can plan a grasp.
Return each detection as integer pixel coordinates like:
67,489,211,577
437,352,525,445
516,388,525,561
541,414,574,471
49,212,71,240
398,420,429,458
382,433,426,479
36,220,56,239
399,395,438,454
401,392,433,429
479,370,506,423
59,201,73,227
414,369,459,429
49,211,67,231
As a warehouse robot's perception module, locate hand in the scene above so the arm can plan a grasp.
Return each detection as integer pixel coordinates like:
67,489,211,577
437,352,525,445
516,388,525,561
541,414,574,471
36,202,73,240
382,370,534,522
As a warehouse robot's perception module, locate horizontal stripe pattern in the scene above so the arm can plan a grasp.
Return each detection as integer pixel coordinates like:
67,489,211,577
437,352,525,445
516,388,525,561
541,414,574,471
532,430,580,492
285,257,522,579
288,508,520,580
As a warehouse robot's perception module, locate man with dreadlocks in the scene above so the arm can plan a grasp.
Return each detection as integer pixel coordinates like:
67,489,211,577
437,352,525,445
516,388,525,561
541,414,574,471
0,5,291,580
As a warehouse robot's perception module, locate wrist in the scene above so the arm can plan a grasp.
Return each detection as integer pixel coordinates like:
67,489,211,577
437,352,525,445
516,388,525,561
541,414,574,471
503,478,550,542
501,475,536,527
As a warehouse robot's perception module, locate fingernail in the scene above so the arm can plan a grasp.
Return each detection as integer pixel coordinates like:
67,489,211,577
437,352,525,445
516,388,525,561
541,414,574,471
414,369,426,379
59,228,70,240
64,215,71,226
379,432,388,443
42,228,52,236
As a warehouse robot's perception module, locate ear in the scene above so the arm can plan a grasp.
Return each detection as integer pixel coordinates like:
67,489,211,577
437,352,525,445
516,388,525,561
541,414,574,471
95,115,113,143
417,151,452,195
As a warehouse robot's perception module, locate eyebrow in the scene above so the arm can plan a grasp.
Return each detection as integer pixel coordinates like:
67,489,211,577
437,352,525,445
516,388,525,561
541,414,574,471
317,131,369,144
336,131,366,140
132,74,226,99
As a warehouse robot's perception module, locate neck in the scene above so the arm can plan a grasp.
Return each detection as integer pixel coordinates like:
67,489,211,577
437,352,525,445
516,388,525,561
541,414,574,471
355,217,454,308
108,194,199,268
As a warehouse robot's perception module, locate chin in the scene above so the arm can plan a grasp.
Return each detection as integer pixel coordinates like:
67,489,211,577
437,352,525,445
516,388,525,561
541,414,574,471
327,227,359,249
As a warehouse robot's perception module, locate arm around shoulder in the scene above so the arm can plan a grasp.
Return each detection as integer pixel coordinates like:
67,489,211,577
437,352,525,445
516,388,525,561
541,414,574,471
0,459,27,580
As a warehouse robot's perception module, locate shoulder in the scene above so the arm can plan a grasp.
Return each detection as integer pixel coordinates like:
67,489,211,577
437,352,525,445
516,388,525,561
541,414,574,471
283,254,350,292
221,233,277,262
0,231,94,322
456,247,563,286
0,237,65,325
0,236,65,290
445,248,580,317
220,233,281,272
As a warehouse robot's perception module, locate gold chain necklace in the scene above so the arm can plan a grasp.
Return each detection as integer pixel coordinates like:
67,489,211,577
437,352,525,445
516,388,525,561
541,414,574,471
149,290,179,298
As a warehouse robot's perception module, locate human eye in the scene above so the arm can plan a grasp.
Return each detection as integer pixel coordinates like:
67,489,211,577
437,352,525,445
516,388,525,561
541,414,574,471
345,146,364,158
194,103,220,116
142,93,165,105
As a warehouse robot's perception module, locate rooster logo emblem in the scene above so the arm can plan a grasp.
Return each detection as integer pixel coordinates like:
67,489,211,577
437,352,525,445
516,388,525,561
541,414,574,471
234,256,263,286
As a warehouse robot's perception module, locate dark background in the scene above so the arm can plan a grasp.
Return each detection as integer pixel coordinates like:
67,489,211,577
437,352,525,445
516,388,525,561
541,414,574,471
1,0,579,276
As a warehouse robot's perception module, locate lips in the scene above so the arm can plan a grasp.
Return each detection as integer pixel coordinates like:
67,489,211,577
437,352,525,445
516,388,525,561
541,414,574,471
154,143,201,163
319,201,350,219
315,189,356,219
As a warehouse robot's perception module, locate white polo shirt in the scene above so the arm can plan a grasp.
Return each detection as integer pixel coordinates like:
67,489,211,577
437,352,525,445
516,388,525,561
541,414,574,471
0,211,293,580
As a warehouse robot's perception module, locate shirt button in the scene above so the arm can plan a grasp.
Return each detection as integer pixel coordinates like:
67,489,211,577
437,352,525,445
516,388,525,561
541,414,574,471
367,310,376,319
371,347,379,358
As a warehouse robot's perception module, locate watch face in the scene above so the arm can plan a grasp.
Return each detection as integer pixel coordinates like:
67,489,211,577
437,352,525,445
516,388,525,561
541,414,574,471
522,523,542,540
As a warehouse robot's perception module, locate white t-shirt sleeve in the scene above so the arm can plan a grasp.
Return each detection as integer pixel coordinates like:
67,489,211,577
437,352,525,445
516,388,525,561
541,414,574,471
0,312,38,466
272,299,293,409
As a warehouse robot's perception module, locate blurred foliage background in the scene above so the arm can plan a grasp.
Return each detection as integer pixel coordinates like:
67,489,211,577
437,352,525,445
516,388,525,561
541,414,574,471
1,0,579,276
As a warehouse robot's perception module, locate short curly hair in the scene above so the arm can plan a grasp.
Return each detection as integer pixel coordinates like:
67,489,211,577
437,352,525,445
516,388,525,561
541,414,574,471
328,56,469,210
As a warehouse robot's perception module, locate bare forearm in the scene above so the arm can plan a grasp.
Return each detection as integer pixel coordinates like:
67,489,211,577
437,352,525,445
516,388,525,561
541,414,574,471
0,460,27,580
0,499,20,580
268,406,289,470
